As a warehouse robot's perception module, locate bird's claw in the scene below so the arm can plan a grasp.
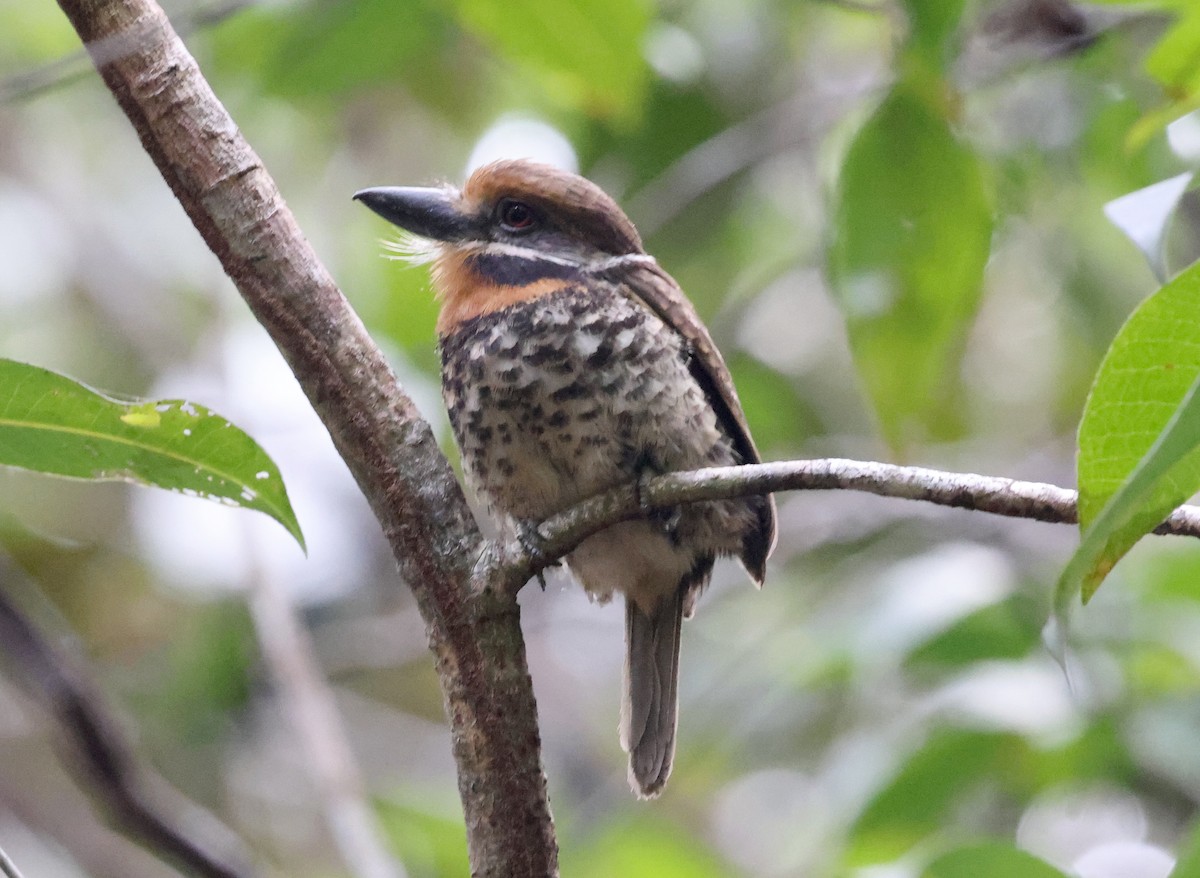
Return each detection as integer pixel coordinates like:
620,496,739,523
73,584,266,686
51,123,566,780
635,470,681,537
515,519,558,591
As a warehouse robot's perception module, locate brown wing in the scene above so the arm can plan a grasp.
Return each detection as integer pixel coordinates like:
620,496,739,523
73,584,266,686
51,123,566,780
612,259,778,582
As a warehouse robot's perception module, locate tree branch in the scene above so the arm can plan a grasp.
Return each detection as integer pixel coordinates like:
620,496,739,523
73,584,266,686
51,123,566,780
0,843,26,878
0,576,254,878
54,1,557,875
487,458,1200,593
245,566,405,878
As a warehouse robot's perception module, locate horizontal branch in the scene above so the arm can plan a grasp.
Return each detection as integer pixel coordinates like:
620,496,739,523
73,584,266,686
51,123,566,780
488,457,1200,593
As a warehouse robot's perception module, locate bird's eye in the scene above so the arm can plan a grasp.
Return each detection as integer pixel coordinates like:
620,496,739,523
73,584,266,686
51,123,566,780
498,198,537,232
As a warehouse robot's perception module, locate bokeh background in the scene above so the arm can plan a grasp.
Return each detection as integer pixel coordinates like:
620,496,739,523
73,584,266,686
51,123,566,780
2,0,1200,875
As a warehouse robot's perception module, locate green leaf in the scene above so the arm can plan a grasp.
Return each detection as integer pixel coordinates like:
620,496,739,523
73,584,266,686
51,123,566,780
1090,1,1200,145
1146,8,1200,99
828,80,993,451
1059,261,1200,610
376,795,470,878
848,730,1015,865
726,353,823,456
922,842,1068,878
561,816,728,878
144,601,257,742
1170,816,1200,878
1022,719,1135,789
0,1,80,70
452,0,651,123
208,0,448,101
0,359,304,549
901,0,967,69
906,596,1042,668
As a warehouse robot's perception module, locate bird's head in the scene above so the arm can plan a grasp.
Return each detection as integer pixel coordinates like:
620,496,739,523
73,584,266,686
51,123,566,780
355,160,647,333
355,159,644,263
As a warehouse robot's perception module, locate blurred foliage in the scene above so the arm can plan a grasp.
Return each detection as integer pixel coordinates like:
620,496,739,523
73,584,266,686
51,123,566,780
453,0,653,123
1172,819,1200,878
210,0,453,102
906,594,1044,667
828,78,992,449
141,599,257,743
6,0,1200,876
848,729,1022,865
561,816,731,878
921,842,1068,878
1144,5,1200,99
376,797,470,878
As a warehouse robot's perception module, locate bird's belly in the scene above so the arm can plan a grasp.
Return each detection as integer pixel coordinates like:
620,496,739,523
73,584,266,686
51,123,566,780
440,290,738,522
447,365,654,520
567,521,696,607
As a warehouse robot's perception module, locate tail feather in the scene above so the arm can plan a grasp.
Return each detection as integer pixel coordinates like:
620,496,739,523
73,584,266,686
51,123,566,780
621,591,685,798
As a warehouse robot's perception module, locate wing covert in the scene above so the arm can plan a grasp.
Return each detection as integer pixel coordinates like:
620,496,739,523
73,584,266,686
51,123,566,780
604,259,778,577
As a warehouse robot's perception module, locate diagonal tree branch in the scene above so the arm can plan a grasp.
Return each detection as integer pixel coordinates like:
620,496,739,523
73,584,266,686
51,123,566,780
53,1,557,875
245,564,405,878
487,458,1200,593
0,574,254,878
0,843,25,878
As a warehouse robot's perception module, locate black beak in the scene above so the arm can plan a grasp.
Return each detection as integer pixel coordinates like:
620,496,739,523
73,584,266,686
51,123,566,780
352,186,473,242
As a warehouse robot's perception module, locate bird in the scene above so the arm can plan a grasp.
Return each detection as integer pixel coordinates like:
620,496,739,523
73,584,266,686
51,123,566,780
354,159,776,797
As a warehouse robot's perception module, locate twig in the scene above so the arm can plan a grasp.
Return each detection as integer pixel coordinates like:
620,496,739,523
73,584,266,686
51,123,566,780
0,578,255,878
0,844,26,878
0,0,251,103
624,78,878,237
246,568,405,878
489,458,1200,593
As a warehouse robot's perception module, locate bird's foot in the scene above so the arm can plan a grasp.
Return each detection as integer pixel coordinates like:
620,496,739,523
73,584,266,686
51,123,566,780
635,469,681,538
515,519,558,591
